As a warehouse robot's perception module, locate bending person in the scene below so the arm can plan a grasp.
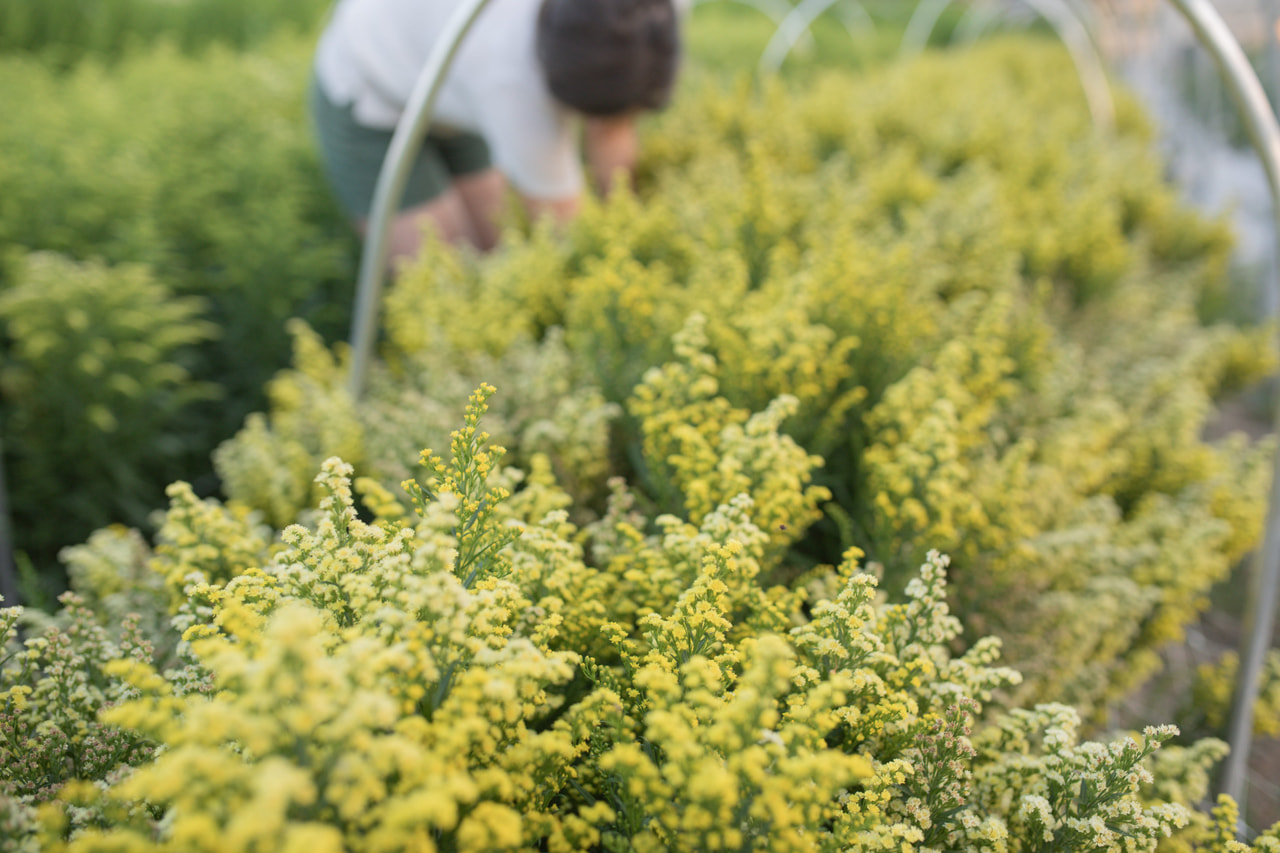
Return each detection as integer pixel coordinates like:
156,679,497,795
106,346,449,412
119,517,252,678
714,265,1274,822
310,0,684,262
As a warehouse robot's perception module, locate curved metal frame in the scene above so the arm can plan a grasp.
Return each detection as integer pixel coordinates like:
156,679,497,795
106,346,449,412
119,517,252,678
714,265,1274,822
899,0,1114,130
758,0,875,73
900,0,953,57
1163,0,1280,826
346,0,494,399
1060,0,1104,51
346,2,1280,823
834,0,875,41
692,0,818,53
953,1,1011,45
1022,0,1115,129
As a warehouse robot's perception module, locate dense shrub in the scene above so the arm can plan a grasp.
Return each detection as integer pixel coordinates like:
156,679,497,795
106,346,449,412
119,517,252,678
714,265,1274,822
0,38,357,571
5,31,1279,852
215,39,1276,725
5,391,1279,850
0,253,218,592
0,0,330,69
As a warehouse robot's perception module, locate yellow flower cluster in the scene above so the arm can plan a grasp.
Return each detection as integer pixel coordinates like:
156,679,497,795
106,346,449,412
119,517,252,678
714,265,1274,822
148,480,273,611
628,314,830,557
1191,650,1280,739
41,452,581,852
213,319,364,529
21,33,1280,851
14,388,1280,851
217,321,623,529
205,39,1276,731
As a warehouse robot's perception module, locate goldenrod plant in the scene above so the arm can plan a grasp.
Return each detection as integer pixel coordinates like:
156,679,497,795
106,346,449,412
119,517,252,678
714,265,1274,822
0,0,331,68
215,41,1276,723
0,40,356,577
6,33,1280,852
8,390,1275,850
0,253,217,595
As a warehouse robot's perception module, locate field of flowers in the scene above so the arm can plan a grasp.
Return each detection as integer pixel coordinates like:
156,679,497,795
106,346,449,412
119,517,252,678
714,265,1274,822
4,4,1280,851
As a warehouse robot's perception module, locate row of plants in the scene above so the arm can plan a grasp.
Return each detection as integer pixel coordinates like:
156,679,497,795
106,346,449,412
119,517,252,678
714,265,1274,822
2,386,1276,850
217,38,1277,724
0,0,1000,601
0,38,358,583
0,0,332,69
4,29,1280,851
0,0,919,596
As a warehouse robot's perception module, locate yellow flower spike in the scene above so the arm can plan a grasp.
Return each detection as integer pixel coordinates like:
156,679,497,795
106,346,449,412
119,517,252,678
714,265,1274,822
455,802,523,851
279,825,346,853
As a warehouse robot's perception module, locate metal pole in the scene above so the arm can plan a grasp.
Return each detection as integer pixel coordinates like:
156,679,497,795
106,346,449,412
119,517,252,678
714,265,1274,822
693,0,818,54
1059,0,1102,46
0,436,18,608
898,0,1114,131
953,1,1006,46
1163,0,1280,830
346,0,495,400
1019,0,1115,129
1270,0,1280,115
900,0,954,57
834,0,876,41
759,0,872,72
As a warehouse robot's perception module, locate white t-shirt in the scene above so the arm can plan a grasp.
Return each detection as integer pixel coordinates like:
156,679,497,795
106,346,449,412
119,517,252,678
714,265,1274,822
315,0,582,199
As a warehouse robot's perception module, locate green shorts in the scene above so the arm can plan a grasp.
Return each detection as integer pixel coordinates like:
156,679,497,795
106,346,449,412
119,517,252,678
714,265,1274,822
308,74,492,221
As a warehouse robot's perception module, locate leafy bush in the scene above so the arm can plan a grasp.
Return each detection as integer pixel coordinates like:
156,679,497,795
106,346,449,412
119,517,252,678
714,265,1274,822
0,0,330,69
7,391,1280,850
215,39,1276,725
0,38,357,572
0,253,218,584
6,32,1277,851
1188,651,1280,740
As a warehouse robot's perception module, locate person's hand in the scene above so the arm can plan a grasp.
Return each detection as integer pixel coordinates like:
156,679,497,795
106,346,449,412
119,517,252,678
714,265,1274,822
583,113,639,195
520,193,580,228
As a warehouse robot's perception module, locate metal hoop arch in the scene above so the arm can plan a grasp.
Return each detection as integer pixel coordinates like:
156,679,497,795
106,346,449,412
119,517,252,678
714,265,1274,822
899,0,1115,131
953,1,1011,45
346,0,494,400
0,436,17,609
692,0,819,53
834,0,875,41
1163,0,1280,825
692,0,814,29
758,0,875,74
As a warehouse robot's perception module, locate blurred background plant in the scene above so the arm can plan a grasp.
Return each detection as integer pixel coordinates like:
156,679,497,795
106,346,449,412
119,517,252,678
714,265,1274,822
0,32,358,593
0,0,332,69
3,0,1280,834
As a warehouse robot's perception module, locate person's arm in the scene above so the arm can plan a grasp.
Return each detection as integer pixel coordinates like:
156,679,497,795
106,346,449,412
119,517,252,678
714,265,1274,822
583,114,640,195
479,82,585,229
520,192,580,228
518,115,637,228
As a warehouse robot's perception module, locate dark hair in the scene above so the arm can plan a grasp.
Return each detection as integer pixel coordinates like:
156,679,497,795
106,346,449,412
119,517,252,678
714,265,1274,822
536,0,680,117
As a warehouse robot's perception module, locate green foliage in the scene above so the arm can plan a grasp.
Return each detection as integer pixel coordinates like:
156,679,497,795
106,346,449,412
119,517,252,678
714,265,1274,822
0,593,157,832
0,253,217,568
13,395,1276,850
0,0,331,69
0,38,357,573
219,39,1276,725
1188,650,1280,740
